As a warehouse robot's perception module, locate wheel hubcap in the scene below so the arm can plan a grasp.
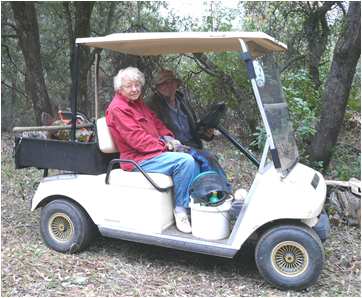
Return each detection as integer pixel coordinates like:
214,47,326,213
271,241,308,277
284,252,295,263
48,212,74,242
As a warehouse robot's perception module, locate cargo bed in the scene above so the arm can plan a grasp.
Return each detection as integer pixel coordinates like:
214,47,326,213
14,136,118,175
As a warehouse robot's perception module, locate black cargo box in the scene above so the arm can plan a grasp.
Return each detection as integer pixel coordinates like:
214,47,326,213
14,137,118,175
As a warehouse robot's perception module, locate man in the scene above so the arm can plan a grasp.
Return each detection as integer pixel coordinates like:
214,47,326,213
146,69,214,150
146,69,231,193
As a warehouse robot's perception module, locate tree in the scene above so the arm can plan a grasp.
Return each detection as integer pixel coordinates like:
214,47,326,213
10,1,55,124
63,2,95,117
309,1,361,167
301,1,340,89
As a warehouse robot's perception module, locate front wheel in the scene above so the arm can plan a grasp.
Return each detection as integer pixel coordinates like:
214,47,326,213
40,199,95,253
255,223,324,290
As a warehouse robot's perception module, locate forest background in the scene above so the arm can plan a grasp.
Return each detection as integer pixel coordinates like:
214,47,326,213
1,1,361,179
1,1,361,296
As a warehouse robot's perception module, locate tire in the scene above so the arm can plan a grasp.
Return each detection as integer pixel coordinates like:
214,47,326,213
255,223,325,290
40,199,95,253
312,210,330,242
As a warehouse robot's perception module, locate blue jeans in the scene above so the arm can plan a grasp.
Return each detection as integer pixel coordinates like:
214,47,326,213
138,152,200,208
191,149,232,193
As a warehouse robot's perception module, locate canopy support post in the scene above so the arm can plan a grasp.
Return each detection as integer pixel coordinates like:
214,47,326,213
94,51,100,119
238,39,280,171
70,44,81,141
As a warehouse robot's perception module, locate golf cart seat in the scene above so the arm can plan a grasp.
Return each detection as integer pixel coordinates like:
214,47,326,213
96,117,173,189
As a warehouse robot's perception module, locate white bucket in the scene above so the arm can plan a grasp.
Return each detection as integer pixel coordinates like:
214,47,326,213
189,198,232,240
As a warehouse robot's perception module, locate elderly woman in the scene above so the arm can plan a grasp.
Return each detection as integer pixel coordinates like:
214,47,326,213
106,67,199,233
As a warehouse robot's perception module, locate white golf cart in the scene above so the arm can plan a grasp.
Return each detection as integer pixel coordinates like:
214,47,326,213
14,32,327,290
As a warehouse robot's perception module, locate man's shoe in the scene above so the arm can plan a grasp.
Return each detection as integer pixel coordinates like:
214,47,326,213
173,211,192,233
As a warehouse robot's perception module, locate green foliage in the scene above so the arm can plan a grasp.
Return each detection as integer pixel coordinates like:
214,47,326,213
249,126,266,151
282,70,318,145
347,98,361,112
328,144,361,180
347,62,361,112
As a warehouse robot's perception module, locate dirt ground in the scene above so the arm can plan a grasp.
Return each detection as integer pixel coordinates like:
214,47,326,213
1,133,361,296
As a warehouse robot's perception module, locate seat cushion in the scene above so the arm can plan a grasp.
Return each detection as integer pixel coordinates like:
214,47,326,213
108,169,173,189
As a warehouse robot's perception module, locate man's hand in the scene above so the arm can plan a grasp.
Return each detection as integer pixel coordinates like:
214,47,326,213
173,143,190,153
203,128,215,139
162,136,190,152
197,125,215,141
164,138,190,152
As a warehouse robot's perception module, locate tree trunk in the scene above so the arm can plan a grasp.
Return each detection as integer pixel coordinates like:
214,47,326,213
303,2,336,89
64,2,94,117
10,2,54,125
75,2,94,116
309,2,361,167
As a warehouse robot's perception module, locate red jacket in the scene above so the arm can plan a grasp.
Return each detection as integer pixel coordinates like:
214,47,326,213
106,93,174,171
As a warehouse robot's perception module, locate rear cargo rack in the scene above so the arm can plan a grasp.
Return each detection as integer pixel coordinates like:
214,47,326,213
14,137,118,175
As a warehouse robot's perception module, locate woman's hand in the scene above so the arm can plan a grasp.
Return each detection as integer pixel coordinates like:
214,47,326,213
166,139,180,151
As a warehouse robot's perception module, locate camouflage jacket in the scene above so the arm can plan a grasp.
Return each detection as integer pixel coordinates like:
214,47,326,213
146,90,213,149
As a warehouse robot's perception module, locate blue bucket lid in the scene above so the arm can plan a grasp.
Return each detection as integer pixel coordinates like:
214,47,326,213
189,171,230,202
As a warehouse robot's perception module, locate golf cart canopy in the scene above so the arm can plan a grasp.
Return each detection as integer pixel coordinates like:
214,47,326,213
76,31,287,58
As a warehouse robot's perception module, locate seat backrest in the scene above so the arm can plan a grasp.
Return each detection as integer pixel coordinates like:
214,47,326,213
96,117,118,153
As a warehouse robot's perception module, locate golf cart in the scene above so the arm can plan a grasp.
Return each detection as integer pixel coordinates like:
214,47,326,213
14,32,328,290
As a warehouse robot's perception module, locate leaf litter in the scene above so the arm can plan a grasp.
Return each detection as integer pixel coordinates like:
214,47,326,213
1,133,360,296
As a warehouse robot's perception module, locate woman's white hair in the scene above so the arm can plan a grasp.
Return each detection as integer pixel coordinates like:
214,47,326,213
113,67,145,92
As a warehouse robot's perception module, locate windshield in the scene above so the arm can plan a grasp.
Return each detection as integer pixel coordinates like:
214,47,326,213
256,54,299,175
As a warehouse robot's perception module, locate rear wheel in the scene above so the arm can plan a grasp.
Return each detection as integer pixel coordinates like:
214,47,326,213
255,223,324,290
40,199,94,253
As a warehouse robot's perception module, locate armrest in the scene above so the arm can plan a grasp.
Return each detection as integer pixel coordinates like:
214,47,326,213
105,159,171,192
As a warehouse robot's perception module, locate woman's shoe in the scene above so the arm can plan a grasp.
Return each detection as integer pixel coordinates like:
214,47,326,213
173,211,192,233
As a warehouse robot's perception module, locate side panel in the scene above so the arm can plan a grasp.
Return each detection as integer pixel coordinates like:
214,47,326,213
32,173,174,233
228,163,326,249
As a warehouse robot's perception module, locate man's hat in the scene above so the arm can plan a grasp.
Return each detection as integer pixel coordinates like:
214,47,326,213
153,69,182,87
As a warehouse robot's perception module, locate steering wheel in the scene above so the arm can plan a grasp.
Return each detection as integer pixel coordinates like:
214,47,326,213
197,102,226,129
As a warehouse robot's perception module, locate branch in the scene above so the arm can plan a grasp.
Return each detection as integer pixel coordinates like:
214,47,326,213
2,21,17,32
336,2,347,15
319,1,338,16
194,59,218,77
190,53,220,77
63,2,74,47
1,80,28,99
87,2,115,70
103,2,116,35
1,44,26,76
183,69,203,85
2,34,17,39
163,54,183,64
87,48,102,72
281,55,306,72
